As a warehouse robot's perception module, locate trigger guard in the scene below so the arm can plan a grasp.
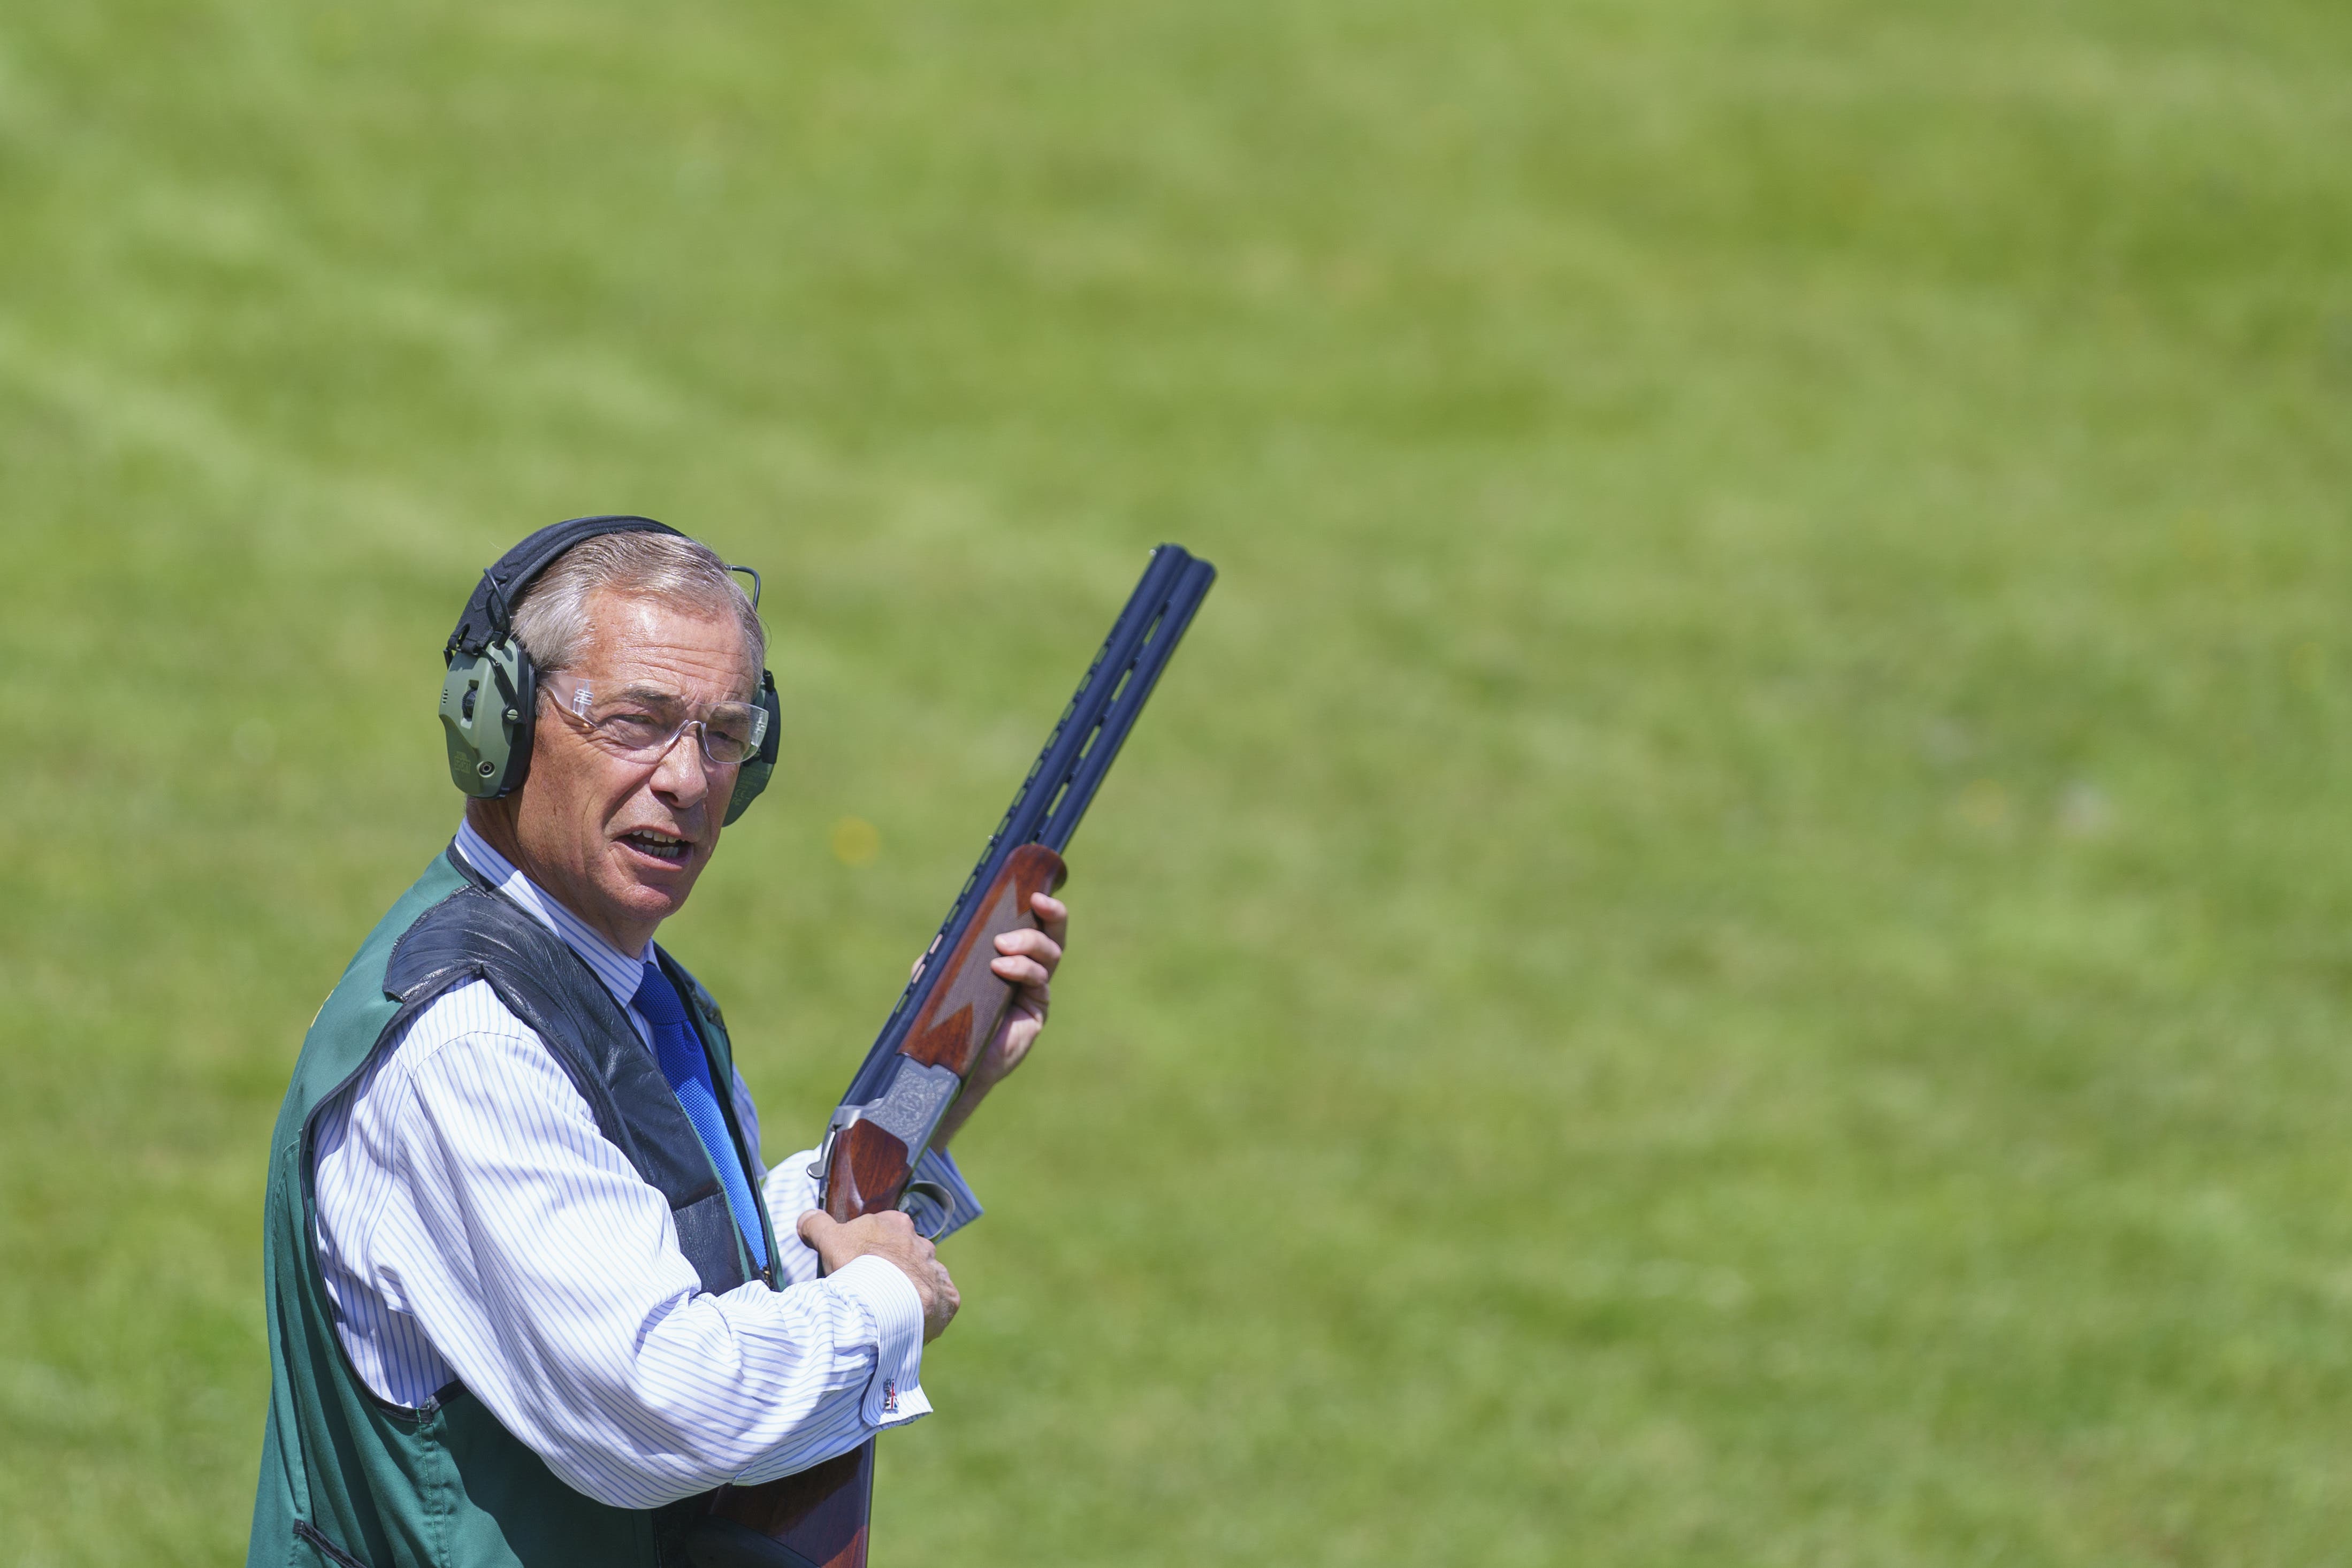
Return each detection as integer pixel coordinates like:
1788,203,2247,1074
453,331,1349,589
899,1180,954,1238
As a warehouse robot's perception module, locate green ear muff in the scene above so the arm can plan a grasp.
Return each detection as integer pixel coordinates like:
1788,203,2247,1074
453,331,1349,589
722,670,782,826
439,638,538,798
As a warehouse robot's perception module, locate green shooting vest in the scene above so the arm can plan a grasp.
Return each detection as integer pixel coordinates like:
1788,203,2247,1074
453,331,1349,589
247,847,781,1568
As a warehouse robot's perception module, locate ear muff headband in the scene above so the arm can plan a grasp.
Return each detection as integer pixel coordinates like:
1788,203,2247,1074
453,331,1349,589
439,515,778,823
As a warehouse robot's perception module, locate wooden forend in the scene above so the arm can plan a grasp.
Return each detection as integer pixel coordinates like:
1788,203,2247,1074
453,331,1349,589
900,844,1067,1077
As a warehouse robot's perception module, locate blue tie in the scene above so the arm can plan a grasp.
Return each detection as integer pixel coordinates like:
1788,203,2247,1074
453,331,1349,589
632,960,769,1271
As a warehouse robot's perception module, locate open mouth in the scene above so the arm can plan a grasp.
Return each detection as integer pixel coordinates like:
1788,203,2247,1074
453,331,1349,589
619,828,693,864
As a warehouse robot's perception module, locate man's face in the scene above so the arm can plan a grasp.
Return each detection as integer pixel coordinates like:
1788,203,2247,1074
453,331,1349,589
505,590,755,954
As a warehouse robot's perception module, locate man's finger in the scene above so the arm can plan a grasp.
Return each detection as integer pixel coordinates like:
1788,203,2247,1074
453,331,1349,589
1030,892,1069,944
994,928,1062,961
796,1210,836,1245
994,931,1063,988
990,955,1051,989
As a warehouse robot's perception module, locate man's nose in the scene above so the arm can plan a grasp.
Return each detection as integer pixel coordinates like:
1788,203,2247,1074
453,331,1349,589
648,727,711,807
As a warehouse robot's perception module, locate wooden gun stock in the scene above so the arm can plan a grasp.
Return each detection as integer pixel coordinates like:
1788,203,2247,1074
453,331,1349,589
698,846,1066,1568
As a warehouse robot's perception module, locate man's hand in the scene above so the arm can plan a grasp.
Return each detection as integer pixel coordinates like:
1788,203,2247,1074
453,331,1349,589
796,1209,961,1343
930,890,1067,1150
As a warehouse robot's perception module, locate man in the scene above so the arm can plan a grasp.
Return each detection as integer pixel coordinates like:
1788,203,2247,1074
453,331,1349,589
248,518,1066,1568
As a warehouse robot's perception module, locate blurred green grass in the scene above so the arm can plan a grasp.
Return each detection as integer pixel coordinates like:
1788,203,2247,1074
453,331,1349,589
5,0,2352,1562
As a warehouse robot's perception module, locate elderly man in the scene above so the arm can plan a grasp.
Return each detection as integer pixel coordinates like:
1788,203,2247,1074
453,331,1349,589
248,517,1065,1568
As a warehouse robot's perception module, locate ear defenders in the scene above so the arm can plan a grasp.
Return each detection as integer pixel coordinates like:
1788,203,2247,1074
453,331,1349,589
439,515,783,826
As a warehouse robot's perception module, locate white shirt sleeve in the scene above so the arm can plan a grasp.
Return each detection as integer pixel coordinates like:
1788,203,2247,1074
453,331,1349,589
315,982,930,1509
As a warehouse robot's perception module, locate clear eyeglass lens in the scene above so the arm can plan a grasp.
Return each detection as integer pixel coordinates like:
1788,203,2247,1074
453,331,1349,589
598,713,675,753
700,705,763,763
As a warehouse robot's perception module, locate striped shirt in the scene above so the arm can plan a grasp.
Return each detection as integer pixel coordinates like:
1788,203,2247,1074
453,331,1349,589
309,821,982,1508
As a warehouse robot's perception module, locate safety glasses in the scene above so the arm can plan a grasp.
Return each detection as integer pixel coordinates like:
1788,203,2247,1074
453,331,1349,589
543,674,770,769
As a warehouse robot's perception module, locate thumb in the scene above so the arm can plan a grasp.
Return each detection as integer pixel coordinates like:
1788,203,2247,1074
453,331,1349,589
796,1210,836,1247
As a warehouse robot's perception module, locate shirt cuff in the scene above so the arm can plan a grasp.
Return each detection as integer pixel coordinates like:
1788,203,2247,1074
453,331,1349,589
825,1254,931,1427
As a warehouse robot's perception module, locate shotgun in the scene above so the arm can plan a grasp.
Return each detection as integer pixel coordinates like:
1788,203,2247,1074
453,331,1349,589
688,544,1217,1568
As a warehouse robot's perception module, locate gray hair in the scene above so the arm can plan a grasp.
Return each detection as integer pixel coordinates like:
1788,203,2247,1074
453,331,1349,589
510,530,766,687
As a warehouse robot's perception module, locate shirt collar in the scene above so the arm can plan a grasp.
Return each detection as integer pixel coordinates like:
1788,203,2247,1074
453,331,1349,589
452,819,651,1010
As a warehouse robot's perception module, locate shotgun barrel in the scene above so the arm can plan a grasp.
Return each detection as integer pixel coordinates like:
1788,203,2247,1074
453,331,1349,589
828,541,1217,1146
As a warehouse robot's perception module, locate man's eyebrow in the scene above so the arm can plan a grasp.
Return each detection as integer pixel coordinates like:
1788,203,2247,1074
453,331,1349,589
606,682,757,706
607,683,688,705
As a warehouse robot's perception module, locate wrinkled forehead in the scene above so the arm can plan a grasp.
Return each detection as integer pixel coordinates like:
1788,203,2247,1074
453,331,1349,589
572,590,758,701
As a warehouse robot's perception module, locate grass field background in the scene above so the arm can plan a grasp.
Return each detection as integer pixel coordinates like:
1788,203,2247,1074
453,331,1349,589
5,1,2352,1562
